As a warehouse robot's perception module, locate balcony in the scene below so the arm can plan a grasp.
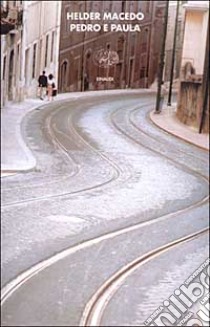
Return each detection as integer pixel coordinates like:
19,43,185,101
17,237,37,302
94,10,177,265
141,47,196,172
1,5,23,35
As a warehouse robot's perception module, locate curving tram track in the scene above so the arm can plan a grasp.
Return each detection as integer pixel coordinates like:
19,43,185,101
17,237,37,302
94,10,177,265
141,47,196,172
80,229,208,326
1,93,209,326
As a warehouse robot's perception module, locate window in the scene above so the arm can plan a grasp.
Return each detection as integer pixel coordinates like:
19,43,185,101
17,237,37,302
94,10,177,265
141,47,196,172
116,63,122,87
140,54,147,79
25,48,30,84
3,56,6,80
64,5,71,35
39,38,43,70
45,34,49,67
117,36,125,60
102,0,112,12
122,0,126,12
2,1,7,9
60,60,68,91
109,1,112,12
51,31,55,62
146,1,151,13
140,67,146,79
17,44,20,77
32,43,37,78
141,27,149,53
131,34,136,56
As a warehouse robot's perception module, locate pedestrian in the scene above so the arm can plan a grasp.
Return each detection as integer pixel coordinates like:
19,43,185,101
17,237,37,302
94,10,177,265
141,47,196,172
38,71,48,100
47,74,56,101
52,83,57,99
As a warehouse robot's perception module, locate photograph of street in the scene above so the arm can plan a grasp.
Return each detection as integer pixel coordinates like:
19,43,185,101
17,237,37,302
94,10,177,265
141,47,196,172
1,1,209,326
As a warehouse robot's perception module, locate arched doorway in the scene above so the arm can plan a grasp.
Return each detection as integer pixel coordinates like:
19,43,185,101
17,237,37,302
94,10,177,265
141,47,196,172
84,50,92,91
60,60,68,92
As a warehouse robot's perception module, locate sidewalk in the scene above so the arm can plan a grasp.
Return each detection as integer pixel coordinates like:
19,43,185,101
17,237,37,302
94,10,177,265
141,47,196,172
1,90,151,177
150,105,209,151
1,99,40,177
1,93,209,178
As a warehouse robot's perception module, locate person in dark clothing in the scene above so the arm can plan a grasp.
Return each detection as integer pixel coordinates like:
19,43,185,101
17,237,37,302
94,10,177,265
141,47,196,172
38,71,48,100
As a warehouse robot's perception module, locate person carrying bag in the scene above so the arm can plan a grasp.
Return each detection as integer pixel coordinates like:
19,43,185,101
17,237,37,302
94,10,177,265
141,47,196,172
52,83,57,97
47,74,57,101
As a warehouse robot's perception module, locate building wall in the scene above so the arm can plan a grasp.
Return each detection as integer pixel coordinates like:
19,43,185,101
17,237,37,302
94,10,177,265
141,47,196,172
1,0,61,106
177,1,209,133
1,1,22,106
58,0,167,93
164,1,185,82
23,1,61,98
177,80,209,133
181,8,209,74
177,81,203,128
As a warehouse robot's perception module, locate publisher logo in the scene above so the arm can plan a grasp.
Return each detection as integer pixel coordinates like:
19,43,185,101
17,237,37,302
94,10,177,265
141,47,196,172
144,258,210,326
93,48,119,68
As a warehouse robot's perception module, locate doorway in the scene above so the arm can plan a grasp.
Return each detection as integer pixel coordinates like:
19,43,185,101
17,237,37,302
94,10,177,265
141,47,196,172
129,59,134,87
60,60,68,92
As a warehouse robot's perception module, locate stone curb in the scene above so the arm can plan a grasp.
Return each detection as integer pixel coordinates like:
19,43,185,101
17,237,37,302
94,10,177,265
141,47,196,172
2,91,207,178
149,110,209,152
1,90,156,177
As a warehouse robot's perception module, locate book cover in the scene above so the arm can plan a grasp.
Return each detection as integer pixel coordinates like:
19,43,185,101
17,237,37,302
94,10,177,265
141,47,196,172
1,1,209,326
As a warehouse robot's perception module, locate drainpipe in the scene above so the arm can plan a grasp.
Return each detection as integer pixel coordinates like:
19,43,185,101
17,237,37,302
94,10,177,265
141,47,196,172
126,1,131,88
199,18,209,134
81,1,87,92
19,1,26,102
155,1,169,112
55,0,61,88
167,0,180,106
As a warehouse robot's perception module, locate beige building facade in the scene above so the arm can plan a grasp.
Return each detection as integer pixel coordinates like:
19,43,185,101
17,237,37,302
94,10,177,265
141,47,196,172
1,1,61,106
177,0,209,133
1,0,23,105
164,1,185,82
180,0,209,75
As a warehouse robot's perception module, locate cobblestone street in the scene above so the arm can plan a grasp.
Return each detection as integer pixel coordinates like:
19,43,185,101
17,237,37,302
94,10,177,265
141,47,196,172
1,92,209,326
